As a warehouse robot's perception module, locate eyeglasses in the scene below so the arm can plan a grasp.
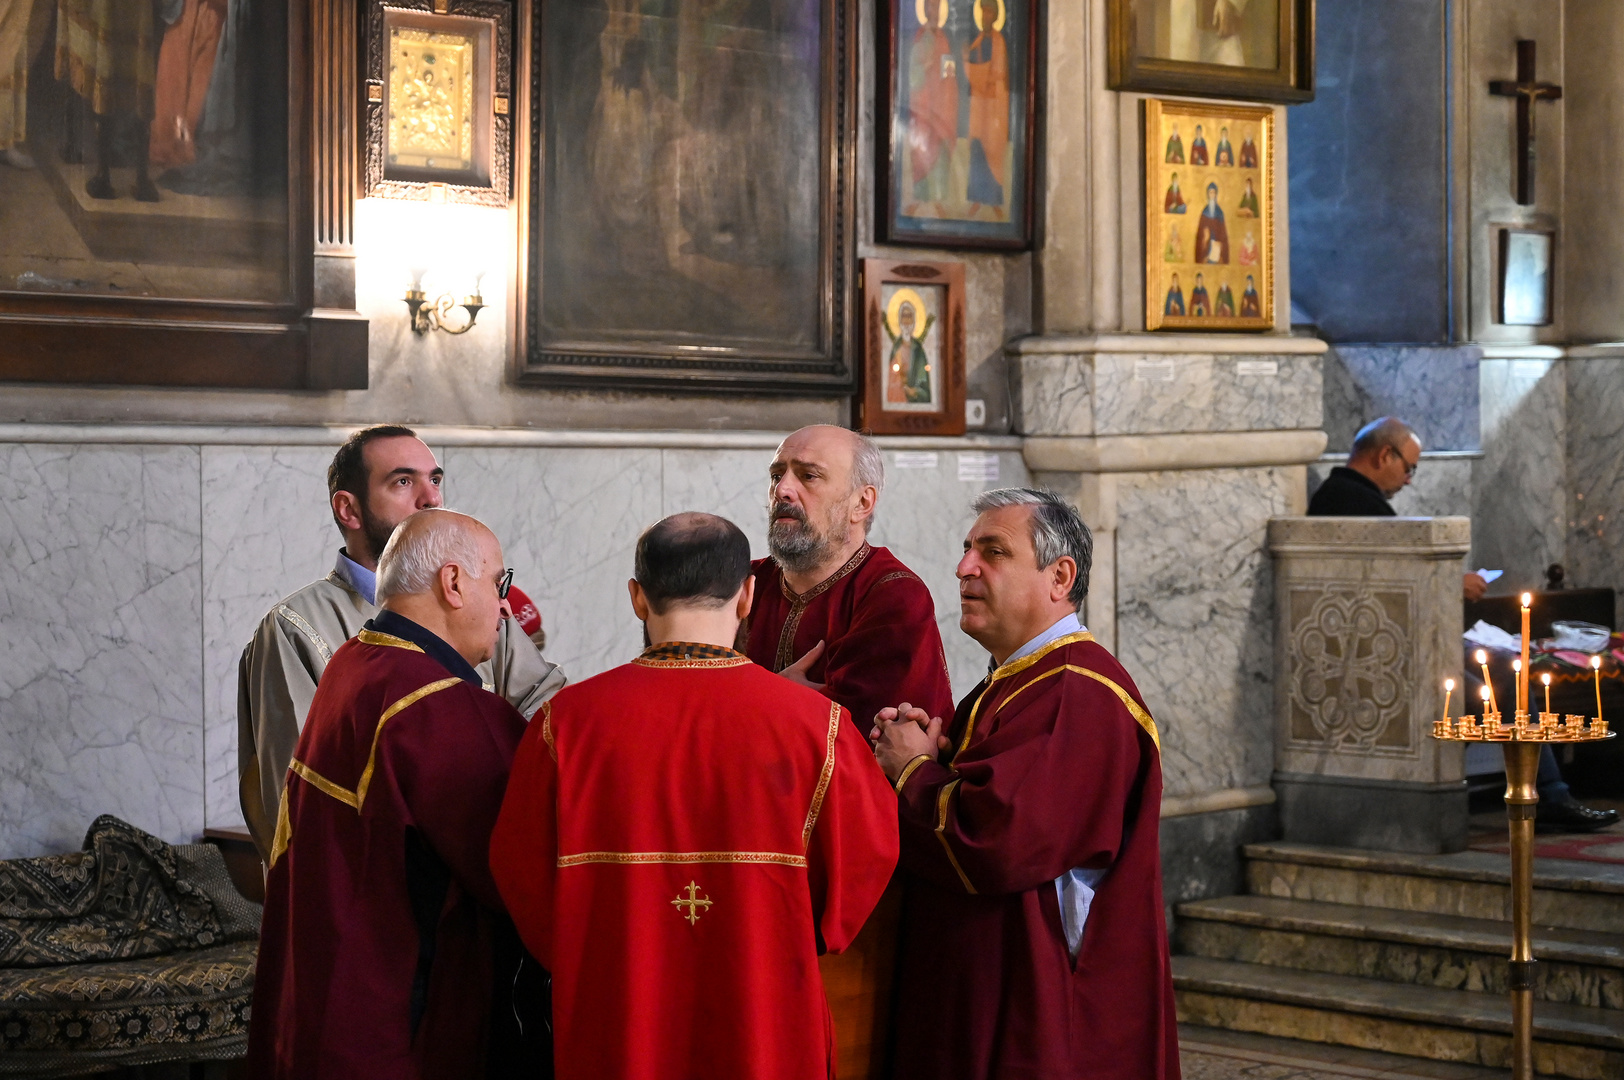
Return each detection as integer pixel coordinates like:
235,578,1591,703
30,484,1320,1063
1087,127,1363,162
496,567,514,600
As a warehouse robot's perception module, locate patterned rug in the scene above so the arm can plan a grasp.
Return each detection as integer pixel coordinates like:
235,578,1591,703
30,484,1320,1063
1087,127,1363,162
0,816,261,1077
1468,831,1624,865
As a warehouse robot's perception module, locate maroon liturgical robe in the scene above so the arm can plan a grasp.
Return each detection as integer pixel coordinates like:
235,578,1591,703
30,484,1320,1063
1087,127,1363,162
892,631,1180,1080
744,543,954,732
248,615,527,1080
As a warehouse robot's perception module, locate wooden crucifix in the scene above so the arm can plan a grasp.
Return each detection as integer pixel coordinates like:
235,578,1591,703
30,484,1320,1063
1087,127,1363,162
1489,40,1562,205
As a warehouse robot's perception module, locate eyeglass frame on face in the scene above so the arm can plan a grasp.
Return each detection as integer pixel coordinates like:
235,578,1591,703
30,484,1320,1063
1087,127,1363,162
1384,443,1419,478
496,567,514,600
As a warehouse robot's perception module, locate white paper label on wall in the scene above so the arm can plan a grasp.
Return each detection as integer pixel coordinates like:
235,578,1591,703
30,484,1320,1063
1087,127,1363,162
1236,359,1279,377
893,451,939,470
957,452,1000,483
1134,358,1176,382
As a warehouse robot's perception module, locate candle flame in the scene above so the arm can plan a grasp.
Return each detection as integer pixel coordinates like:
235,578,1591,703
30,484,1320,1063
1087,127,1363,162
1542,672,1552,686
1512,659,1522,672
1480,685,1492,700
1475,648,1488,664
1521,592,1533,607
1444,678,1455,691
1592,655,1603,670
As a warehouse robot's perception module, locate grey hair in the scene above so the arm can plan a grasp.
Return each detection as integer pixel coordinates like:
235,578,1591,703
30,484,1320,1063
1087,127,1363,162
851,432,885,534
376,508,488,603
1351,416,1421,459
970,487,1093,607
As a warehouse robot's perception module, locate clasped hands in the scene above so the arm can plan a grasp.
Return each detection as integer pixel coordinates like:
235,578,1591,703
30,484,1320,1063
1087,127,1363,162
870,703,951,784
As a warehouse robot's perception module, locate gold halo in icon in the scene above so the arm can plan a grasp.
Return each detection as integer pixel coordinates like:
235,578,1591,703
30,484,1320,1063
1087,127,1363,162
972,0,1007,32
886,288,929,340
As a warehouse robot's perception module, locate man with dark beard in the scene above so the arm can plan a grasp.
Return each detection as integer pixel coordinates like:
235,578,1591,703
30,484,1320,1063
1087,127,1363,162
236,425,565,864
745,425,954,731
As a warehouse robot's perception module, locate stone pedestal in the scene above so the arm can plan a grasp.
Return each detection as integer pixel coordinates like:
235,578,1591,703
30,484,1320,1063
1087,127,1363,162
1268,516,1470,854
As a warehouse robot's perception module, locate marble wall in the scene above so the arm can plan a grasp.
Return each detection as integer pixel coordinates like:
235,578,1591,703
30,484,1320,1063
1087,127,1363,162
1565,356,1624,622
1472,357,1568,593
0,434,1028,859
1320,346,1481,453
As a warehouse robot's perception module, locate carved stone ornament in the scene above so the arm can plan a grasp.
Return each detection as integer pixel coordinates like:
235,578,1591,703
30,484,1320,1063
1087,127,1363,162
1288,587,1414,752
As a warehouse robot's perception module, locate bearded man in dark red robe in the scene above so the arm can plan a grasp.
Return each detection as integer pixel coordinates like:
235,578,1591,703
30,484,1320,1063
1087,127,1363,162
872,487,1180,1080
248,509,531,1080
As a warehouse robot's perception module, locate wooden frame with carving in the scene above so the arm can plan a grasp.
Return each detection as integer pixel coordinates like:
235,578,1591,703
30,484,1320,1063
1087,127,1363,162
364,0,513,206
858,257,965,435
513,0,858,394
1108,0,1314,105
0,0,367,390
878,0,1040,250
1144,98,1273,332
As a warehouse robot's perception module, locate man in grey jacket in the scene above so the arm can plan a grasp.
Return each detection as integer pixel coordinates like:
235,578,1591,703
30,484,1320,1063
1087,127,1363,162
236,424,566,862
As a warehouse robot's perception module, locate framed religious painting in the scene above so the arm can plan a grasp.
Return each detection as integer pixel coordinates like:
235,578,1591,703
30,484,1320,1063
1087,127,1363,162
1108,0,1314,104
1144,98,1273,332
1498,227,1553,326
515,0,858,394
0,0,368,389
878,0,1039,249
364,0,513,205
857,258,966,435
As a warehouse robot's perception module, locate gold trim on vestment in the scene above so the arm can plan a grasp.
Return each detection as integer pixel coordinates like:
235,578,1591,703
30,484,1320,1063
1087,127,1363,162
802,700,842,849
773,544,871,671
935,778,976,894
539,700,556,761
354,677,464,806
268,785,293,867
630,655,752,669
357,629,424,652
290,758,360,809
993,664,1162,752
276,604,334,663
558,850,808,868
894,753,933,793
956,631,1097,756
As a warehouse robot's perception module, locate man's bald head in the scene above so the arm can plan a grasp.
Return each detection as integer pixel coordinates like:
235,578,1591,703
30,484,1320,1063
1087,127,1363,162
1351,417,1420,460
634,512,751,614
376,508,496,604
777,425,885,505
1348,416,1422,499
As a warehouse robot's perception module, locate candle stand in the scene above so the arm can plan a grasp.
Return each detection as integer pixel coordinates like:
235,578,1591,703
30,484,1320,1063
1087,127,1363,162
1431,712,1613,1078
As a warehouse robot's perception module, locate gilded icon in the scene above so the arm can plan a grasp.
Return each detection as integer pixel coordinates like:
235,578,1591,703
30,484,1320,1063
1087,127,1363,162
881,284,943,411
860,258,966,435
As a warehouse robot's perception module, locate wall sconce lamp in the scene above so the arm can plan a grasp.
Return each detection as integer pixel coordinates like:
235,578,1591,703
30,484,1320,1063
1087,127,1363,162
404,269,485,335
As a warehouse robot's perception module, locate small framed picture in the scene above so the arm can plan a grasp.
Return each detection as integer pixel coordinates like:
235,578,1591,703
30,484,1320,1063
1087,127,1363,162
365,1,513,205
858,258,967,436
1108,0,1314,104
1498,228,1554,326
1143,97,1274,332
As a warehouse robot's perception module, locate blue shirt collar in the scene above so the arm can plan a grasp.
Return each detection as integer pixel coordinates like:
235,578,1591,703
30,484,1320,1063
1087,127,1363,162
366,609,482,687
1004,612,1087,667
334,549,377,606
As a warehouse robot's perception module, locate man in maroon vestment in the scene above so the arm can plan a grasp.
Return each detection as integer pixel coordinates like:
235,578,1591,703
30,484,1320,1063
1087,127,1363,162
745,424,954,729
872,487,1180,1080
490,513,897,1080
249,509,530,1080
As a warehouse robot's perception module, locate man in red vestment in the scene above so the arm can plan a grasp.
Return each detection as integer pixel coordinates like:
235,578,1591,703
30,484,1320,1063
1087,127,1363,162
873,488,1180,1080
745,425,954,729
249,509,530,1080
490,513,898,1080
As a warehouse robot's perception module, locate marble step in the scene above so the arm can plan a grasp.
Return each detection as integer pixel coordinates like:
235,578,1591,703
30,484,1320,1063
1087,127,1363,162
1177,894,1624,1010
1174,954,1624,1080
1244,841,1624,934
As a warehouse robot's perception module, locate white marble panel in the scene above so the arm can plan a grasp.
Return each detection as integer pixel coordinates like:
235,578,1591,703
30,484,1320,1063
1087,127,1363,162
1113,467,1296,799
199,447,338,830
1013,355,1095,437
660,449,771,559
1565,358,1624,619
1321,345,1482,453
868,448,1032,701
1472,359,1567,592
1092,353,1321,436
1391,457,1474,519
443,448,664,682
0,444,204,859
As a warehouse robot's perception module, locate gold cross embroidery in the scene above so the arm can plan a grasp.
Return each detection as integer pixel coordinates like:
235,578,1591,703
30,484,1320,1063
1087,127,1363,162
671,881,713,925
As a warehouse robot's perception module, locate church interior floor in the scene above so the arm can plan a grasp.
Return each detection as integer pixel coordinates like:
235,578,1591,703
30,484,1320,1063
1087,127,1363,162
1181,1025,1513,1078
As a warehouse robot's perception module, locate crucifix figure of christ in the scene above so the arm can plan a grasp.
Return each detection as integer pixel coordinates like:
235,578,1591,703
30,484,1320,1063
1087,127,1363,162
1489,39,1562,206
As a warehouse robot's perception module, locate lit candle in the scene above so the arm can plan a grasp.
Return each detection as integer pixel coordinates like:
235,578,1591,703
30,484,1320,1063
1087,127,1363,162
1476,648,1499,716
1481,684,1492,722
1542,672,1552,716
1592,654,1604,724
1519,592,1533,714
1441,677,1455,726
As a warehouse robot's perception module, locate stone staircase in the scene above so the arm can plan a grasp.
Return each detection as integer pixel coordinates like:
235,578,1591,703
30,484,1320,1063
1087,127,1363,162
1173,842,1624,1079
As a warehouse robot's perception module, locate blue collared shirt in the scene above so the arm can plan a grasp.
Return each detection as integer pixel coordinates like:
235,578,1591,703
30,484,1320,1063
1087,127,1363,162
334,549,378,606
998,611,1106,958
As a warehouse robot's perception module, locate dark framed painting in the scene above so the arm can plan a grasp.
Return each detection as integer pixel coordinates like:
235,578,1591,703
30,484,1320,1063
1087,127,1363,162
1108,0,1314,105
1144,97,1273,332
364,0,513,206
1498,227,1553,326
858,257,965,435
515,0,858,394
878,0,1038,249
0,0,368,389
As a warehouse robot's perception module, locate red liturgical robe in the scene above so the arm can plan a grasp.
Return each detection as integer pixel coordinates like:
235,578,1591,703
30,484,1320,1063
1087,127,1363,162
892,632,1180,1080
248,622,527,1080
744,544,954,733
489,646,899,1080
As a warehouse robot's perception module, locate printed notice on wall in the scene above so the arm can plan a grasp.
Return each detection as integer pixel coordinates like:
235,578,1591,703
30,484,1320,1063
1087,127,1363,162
1134,358,1176,382
1235,359,1279,377
957,452,1000,483
892,451,939,470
